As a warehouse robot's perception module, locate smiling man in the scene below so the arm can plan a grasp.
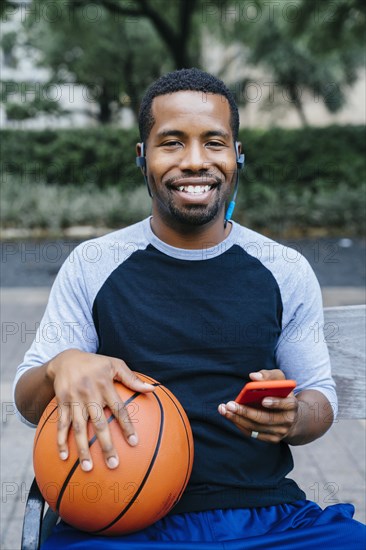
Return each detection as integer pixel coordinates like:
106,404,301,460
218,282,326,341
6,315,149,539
14,68,365,549
138,89,238,240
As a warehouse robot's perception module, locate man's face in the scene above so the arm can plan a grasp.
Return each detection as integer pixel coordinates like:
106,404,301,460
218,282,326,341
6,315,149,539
142,91,238,228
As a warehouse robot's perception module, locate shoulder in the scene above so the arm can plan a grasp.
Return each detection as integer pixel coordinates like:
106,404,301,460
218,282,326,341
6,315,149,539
54,219,151,304
231,222,319,306
70,218,150,269
74,218,150,258
232,223,312,275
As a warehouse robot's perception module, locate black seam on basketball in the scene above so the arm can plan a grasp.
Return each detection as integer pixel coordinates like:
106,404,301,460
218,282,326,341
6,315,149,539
153,385,193,505
34,404,58,450
55,390,142,513
92,391,164,534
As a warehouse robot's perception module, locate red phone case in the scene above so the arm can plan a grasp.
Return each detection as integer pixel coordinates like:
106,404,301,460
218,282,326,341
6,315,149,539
235,380,296,408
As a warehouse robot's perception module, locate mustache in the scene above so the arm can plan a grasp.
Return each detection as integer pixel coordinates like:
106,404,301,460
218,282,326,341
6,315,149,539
164,173,223,186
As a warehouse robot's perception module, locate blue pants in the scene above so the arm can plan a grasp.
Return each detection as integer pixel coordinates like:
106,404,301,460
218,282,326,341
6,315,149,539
42,500,366,549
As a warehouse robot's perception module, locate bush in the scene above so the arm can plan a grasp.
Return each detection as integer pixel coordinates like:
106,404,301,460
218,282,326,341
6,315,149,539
240,125,365,191
0,127,141,189
1,125,365,234
1,125,364,190
0,177,151,231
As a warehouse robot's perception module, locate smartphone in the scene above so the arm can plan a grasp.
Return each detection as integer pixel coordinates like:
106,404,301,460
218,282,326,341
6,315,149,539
235,380,296,408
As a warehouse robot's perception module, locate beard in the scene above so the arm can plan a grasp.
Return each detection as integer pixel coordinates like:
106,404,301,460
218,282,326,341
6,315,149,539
157,179,233,227
166,196,223,226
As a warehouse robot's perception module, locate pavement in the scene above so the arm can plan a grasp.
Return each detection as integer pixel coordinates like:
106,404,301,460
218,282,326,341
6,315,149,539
0,236,365,549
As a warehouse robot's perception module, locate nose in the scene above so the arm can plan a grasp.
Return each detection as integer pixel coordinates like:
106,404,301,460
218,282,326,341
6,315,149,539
179,143,208,172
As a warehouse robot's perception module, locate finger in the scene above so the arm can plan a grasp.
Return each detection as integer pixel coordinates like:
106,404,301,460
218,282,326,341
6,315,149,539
220,407,291,441
86,402,119,469
249,369,285,381
220,401,293,430
70,407,93,472
111,361,155,393
106,388,139,447
56,402,71,461
222,401,271,424
261,395,297,410
219,402,260,430
219,399,295,442
252,431,287,444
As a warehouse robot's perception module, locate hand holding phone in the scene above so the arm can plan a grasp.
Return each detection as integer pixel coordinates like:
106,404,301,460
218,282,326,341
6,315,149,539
235,380,296,409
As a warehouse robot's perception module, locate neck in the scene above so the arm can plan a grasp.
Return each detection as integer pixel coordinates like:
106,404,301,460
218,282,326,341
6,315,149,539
150,215,232,249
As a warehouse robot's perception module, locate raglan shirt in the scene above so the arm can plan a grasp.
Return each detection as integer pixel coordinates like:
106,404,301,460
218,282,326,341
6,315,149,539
14,218,337,513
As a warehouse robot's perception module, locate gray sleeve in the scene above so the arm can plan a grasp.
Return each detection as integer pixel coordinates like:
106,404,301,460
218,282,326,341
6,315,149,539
275,259,338,419
12,248,99,426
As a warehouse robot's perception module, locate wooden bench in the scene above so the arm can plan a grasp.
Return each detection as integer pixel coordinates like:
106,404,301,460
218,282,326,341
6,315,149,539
20,305,366,549
323,305,365,418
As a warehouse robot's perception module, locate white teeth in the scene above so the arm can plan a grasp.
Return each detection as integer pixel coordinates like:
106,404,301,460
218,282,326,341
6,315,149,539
177,185,212,194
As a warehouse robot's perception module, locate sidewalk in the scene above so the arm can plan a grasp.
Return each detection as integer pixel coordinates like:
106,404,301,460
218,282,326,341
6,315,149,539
1,287,365,549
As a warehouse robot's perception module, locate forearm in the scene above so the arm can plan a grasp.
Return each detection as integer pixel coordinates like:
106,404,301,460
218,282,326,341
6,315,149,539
15,362,55,425
285,389,334,446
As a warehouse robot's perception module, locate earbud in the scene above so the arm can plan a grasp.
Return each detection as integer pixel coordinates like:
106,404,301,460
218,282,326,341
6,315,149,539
224,141,245,227
135,142,146,168
135,142,152,197
235,141,245,170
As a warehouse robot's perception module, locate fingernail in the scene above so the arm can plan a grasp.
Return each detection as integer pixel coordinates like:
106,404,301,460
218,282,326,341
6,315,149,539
107,456,119,469
226,401,237,412
143,382,155,389
218,404,226,415
60,451,68,460
262,398,274,406
128,434,138,446
81,460,92,471
251,372,263,380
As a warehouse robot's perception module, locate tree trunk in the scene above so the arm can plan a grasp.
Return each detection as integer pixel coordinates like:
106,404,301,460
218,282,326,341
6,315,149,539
98,85,113,124
287,83,309,127
89,0,197,69
294,98,309,127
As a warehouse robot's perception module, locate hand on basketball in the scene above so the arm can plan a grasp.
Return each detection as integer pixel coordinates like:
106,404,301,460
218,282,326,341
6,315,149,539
218,369,299,443
46,349,155,471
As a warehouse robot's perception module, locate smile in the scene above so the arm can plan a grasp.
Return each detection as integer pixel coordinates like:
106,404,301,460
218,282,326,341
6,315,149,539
176,185,213,194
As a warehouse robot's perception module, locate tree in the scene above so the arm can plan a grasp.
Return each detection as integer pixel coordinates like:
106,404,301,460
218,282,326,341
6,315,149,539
74,0,203,69
246,17,347,126
1,1,173,124
292,0,366,52
2,0,363,126
210,0,365,126
1,0,210,124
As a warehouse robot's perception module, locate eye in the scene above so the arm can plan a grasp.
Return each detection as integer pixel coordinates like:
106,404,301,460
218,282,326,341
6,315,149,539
161,140,183,148
206,141,226,148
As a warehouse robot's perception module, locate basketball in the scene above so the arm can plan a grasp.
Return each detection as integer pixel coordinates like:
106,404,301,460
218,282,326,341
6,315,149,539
33,373,194,535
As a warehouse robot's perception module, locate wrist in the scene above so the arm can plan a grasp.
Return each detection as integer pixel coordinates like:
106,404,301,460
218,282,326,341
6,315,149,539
45,348,80,382
284,398,307,445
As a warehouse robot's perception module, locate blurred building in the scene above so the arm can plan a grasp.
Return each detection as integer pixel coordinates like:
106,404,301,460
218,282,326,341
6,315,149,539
1,0,365,130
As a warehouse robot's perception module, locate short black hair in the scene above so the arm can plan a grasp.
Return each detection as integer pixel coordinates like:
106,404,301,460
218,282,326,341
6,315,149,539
138,68,239,143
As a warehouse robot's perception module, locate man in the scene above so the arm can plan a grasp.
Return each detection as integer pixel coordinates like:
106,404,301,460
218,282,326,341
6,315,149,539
14,68,365,548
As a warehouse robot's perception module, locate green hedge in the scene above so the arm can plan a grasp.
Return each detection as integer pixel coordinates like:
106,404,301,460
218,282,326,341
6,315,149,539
1,125,365,234
1,127,141,189
240,125,365,191
1,125,365,190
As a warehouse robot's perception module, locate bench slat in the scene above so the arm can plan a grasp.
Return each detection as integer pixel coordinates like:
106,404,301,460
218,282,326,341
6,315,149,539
324,305,365,419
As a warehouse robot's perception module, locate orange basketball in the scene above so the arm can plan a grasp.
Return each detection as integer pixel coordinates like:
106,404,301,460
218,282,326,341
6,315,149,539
33,373,194,535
